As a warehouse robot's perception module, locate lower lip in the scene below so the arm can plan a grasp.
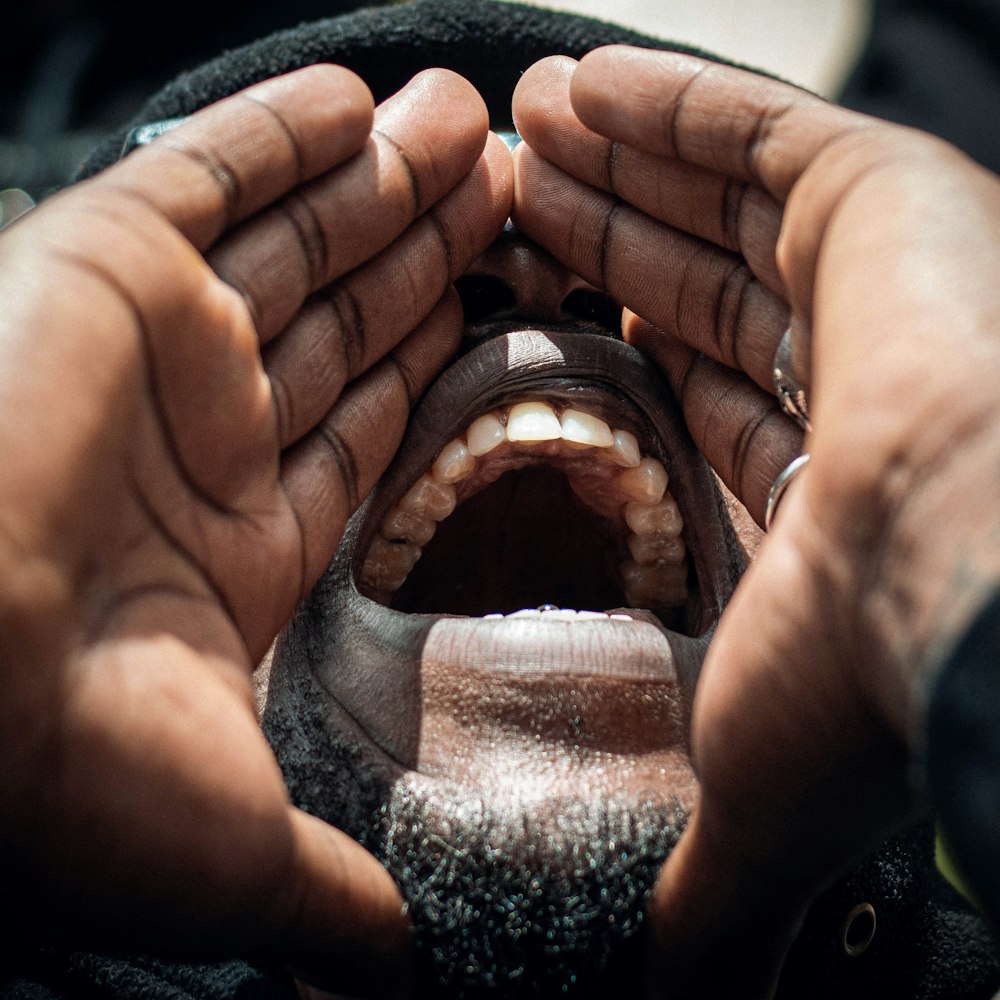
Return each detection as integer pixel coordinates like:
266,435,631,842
419,613,681,682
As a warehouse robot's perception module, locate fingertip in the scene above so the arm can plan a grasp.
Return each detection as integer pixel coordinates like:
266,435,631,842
509,142,559,235
401,67,490,142
482,130,515,220
572,46,709,156
245,64,376,174
512,55,577,142
277,809,413,1000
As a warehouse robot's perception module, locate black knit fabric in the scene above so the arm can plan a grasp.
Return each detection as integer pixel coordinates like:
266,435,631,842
76,0,723,179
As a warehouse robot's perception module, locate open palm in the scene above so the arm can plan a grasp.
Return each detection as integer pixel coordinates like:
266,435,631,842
0,64,512,996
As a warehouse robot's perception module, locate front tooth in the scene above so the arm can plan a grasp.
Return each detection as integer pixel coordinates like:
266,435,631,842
619,457,668,504
361,537,421,592
620,560,687,606
432,438,475,484
605,429,642,468
381,506,437,547
540,609,579,621
624,497,683,536
560,409,614,448
506,401,561,442
467,413,506,456
627,533,686,566
399,474,456,521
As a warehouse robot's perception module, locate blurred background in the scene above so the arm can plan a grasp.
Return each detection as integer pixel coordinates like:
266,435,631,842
3,0,1000,224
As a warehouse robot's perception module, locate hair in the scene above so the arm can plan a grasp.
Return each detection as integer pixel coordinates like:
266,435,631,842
368,778,687,999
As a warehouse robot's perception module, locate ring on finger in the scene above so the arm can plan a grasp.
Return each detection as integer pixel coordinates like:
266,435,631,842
773,327,811,433
765,453,810,530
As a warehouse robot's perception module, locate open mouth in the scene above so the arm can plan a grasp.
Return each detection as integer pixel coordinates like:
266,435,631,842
272,256,752,999
361,393,689,625
349,324,739,662
298,313,747,781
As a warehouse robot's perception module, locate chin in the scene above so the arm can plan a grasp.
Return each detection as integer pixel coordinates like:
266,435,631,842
265,230,752,997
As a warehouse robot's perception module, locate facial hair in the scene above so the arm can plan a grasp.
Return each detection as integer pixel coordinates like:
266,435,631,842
367,775,688,999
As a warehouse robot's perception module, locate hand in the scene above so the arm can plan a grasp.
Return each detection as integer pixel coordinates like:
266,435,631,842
0,64,511,997
512,47,1000,996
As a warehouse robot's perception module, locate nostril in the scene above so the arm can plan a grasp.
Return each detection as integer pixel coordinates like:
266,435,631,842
455,274,517,324
560,289,623,337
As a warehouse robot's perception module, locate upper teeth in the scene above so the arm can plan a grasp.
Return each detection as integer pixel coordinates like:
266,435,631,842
359,400,688,611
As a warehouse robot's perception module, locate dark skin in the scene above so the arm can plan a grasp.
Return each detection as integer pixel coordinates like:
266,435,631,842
3,46,1000,1000
513,46,1000,997
0,64,512,997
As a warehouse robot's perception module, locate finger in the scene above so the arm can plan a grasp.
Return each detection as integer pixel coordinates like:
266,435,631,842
643,812,799,1000
626,316,801,526
568,46,870,202
513,148,788,390
267,133,512,451
643,493,918,998
281,290,464,593
271,809,412,1000
210,69,492,345
103,64,375,250
512,55,784,295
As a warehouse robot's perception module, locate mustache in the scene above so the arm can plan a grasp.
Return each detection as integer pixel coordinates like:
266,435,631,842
366,776,689,1000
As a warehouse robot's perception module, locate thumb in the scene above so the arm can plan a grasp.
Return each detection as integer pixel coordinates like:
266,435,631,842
269,808,413,1000
642,495,913,998
642,808,803,1000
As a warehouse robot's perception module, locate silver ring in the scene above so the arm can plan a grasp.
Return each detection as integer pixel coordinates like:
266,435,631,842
773,328,811,433
765,453,810,530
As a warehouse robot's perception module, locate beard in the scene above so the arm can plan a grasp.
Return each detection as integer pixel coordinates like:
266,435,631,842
366,776,688,999
265,639,689,999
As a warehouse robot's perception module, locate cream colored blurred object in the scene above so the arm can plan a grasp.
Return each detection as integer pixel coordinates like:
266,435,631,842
504,0,872,97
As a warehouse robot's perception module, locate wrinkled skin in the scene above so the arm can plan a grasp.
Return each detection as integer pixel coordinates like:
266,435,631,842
0,65,512,997
513,47,1000,997
4,44,1000,1000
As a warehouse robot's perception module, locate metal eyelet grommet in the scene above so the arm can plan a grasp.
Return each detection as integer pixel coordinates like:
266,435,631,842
841,902,877,957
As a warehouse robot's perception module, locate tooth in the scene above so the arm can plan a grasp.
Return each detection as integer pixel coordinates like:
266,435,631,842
619,457,668,504
399,474,456,521
508,609,542,619
381,506,437,547
560,409,614,448
620,560,687,606
540,609,579,621
610,613,633,621
627,533,686,566
624,497,683,536
432,438,475,484
506,401,561,442
467,413,506,456
604,428,642,468
576,610,610,620
360,537,421,592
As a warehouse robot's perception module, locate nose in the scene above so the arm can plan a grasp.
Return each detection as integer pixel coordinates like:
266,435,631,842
455,230,622,335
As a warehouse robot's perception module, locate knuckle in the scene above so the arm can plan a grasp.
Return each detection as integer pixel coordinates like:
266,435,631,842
279,192,329,292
